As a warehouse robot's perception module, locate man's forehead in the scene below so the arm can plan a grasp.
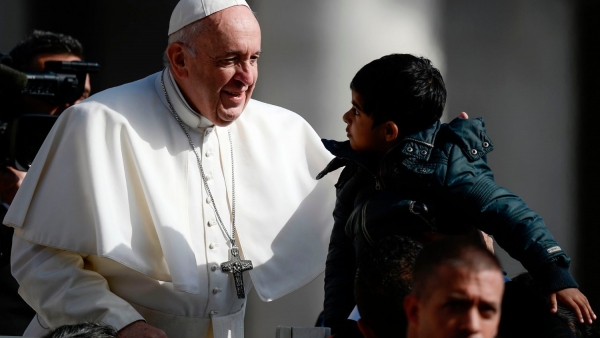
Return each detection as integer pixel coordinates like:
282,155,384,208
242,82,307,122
169,0,250,36
435,266,503,295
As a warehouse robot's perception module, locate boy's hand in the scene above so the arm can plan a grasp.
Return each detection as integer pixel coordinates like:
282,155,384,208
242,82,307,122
549,288,596,324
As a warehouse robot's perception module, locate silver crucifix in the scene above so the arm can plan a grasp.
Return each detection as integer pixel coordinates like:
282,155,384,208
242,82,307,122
220,247,253,298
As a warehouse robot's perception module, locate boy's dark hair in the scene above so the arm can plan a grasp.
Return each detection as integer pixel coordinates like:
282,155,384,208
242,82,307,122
350,53,446,135
355,235,423,337
42,322,118,338
9,30,84,71
412,235,501,301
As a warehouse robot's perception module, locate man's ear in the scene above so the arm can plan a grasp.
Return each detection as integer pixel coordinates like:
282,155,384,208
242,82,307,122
384,121,399,142
357,319,378,338
404,294,420,325
167,42,189,79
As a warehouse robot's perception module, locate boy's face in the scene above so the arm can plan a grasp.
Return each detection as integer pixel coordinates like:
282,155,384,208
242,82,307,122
343,90,388,153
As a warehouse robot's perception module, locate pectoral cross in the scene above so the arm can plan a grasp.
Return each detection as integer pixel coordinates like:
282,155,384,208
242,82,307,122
220,247,253,299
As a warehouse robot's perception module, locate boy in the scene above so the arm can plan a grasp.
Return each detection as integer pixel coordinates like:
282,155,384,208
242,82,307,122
316,54,595,334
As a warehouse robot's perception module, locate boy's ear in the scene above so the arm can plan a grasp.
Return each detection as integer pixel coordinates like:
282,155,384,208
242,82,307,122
384,121,400,142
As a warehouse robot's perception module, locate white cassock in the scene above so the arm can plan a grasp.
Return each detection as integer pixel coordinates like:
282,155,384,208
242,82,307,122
4,68,338,338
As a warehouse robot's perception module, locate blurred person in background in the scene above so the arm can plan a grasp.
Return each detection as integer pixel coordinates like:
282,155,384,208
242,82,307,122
42,322,118,338
8,30,90,116
404,236,504,338
0,30,91,336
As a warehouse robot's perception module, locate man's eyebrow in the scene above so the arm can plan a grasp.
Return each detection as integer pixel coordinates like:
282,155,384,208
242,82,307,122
221,50,262,57
445,293,472,301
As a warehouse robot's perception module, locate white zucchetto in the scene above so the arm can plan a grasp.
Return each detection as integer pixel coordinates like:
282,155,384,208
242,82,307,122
168,0,250,35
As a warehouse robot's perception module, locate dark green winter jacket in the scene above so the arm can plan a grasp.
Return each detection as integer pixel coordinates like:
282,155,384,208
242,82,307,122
317,117,577,333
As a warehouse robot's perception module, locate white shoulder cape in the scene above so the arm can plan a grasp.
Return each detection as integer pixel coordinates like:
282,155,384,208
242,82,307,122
4,72,338,301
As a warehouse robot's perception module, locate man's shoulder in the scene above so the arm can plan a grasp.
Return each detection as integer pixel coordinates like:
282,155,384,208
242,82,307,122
64,72,162,121
88,72,160,106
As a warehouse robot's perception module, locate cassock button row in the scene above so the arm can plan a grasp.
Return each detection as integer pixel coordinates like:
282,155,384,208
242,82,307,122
211,264,219,271
209,243,218,249
205,151,212,157
206,197,211,204
207,220,214,227
212,287,222,294
206,174,212,181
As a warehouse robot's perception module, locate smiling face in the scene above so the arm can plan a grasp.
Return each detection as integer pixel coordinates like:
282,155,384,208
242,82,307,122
343,90,390,153
169,6,261,127
406,266,504,338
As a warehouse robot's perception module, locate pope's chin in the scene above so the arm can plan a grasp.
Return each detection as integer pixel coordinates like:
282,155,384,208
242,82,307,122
217,97,249,125
213,105,245,127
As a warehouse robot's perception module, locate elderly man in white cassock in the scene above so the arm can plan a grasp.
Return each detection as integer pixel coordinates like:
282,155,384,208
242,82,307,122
4,0,337,337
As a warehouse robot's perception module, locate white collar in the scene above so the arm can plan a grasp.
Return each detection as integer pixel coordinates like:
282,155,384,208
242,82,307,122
162,68,214,130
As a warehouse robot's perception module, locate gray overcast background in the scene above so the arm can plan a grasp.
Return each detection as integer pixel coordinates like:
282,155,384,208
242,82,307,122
1,1,598,337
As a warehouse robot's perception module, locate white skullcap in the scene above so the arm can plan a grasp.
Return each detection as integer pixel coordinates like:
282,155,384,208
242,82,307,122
168,0,250,35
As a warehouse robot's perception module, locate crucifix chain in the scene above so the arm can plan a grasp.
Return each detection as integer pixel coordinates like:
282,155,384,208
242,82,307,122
160,69,252,298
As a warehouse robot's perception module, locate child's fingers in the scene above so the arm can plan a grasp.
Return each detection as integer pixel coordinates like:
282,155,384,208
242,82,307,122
565,299,584,323
576,295,595,324
548,293,558,313
558,289,593,324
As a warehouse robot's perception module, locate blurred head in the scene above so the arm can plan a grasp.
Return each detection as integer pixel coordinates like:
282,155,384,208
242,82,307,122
355,236,423,338
42,322,118,338
9,30,91,115
166,5,261,127
404,236,504,338
344,54,446,152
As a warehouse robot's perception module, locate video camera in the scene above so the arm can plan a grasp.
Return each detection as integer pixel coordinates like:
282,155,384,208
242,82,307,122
0,53,99,171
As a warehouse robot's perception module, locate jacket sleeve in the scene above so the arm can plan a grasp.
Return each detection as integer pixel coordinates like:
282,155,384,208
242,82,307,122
442,144,577,293
323,167,358,334
11,234,144,332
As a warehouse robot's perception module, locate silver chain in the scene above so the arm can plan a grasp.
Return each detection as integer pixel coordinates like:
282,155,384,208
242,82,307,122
160,70,237,247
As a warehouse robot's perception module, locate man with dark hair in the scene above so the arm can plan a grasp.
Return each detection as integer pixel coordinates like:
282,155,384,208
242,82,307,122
8,30,90,116
354,236,423,338
403,237,504,338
